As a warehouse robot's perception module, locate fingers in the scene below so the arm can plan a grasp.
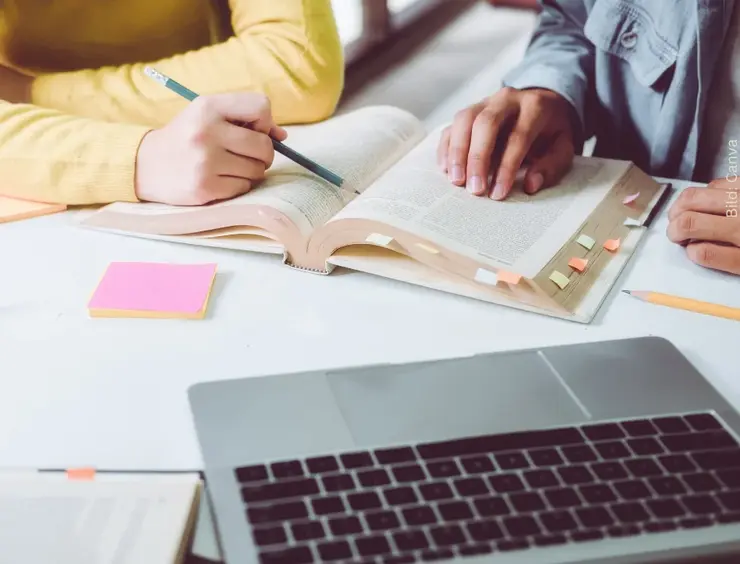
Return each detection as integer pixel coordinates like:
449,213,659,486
437,127,451,172
271,125,288,142
490,99,545,200
685,242,740,275
211,176,254,201
446,106,479,186
195,92,278,135
667,187,729,220
466,101,517,196
217,122,275,166
522,131,574,194
667,211,740,246
216,150,267,182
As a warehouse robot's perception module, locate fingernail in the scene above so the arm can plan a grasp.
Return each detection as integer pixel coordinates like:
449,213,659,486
491,183,506,200
450,165,464,183
528,172,543,193
467,176,483,195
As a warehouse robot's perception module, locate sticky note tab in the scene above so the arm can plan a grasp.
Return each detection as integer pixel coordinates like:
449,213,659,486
88,262,217,319
624,217,642,227
67,467,96,481
549,270,571,289
416,243,440,254
474,268,498,286
568,257,589,272
576,234,595,250
603,238,621,252
623,192,640,205
0,195,66,224
497,271,522,285
366,233,393,246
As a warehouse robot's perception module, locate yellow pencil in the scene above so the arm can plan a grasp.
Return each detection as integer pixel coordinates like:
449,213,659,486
622,290,740,321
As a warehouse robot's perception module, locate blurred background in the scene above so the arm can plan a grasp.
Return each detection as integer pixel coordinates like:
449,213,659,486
330,0,539,127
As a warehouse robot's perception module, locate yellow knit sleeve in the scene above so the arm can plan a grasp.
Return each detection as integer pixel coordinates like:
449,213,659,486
30,0,344,127
0,101,148,205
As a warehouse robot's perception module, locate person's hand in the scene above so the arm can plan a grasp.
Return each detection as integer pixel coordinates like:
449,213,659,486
135,92,287,206
0,65,32,103
437,87,576,200
667,178,740,275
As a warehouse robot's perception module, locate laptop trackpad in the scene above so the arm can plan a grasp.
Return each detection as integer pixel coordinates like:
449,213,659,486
327,351,590,447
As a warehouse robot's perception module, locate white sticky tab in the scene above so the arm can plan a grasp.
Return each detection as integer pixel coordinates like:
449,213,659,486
623,217,642,227
416,243,440,254
366,233,393,246
474,268,498,286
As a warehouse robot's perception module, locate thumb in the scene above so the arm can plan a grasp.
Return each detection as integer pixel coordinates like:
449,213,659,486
205,92,277,135
523,134,574,194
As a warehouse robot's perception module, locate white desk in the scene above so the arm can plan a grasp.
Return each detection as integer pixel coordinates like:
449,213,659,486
1,179,739,474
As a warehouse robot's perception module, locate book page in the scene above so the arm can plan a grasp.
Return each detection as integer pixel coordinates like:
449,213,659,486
87,106,425,238
0,472,199,564
330,130,630,277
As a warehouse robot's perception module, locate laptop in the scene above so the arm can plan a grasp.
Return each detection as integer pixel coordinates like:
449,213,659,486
188,336,740,563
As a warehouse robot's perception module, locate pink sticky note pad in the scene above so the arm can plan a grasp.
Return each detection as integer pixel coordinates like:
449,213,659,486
622,192,640,205
88,262,217,319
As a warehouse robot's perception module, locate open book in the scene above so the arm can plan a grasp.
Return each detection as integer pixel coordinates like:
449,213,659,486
0,470,201,564
81,106,668,323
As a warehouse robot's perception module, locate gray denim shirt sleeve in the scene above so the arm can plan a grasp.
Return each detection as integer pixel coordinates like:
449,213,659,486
502,0,594,146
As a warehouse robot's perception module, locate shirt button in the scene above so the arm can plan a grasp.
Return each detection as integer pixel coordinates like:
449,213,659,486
621,31,638,48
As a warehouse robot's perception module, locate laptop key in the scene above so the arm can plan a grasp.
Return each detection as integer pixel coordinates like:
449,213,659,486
544,488,581,508
383,486,418,506
682,494,720,514
685,413,723,431
692,449,740,470
253,525,287,546
420,549,454,561
438,500,474,521
384,557,415,564
495,452,529,470
365,510,401,531
355,535,392,556
647,499,685,519
458,544,494,556
454,477,489,497
503,515,541,537
611,502,650,523
718,512,740,523
582,423,625,441
322,474,355,492
474,496,510,517
420,482,454,501
718,471,740,489
562,445,598,463
571,529,605,542
393,529,430,551
679,517,713,529
236,464,269,483
430,524,466,546
529,448,564,467
540,510,578,532
524,469,559,489
427,459,461,478
260,546,313,564
533,534,567,546
644,521,678,532
594,441,630,460
306,456,339,474
653,416,691,434
242,477,319,503
614,480,651,500
248,500,309,524
575,506,614,528
607,525,640,537
460,456,495,474
392,464,426,483
658,454,696,474
341,451,375,470
358,469,391,488
466,519,505,541
329,516,363,535
312,496,345,516
558,465,595,485
318,540,353,561
648,476,686,496
291,520,325,541
497,538,530,551
271,461,304,479
718,491,740,511
661,431,736,452
622,419,658,437
683,472,721,493
627,437,665,456
579,484,617,504
375,447,416,464
489,474,525,493
591,462,628,481
509,492,546,513
403,505,437,526
625,458,663,477
349,492,383,511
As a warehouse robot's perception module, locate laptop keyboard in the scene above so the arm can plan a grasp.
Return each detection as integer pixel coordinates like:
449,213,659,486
235,412,740,563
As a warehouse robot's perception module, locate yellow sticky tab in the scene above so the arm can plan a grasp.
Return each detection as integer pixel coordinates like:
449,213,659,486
576,234,595,250
549,270,571,289
497,271,522,284
366,233,393,246
416,243,439,254
603,238,621,252
568,257,589,272
474,268,498,286
67,467,96,481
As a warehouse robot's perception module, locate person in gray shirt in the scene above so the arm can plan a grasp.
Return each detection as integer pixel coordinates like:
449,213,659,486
438,0,740,276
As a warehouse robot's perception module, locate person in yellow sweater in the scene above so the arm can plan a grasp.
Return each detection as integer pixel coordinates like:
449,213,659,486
0,0,344,206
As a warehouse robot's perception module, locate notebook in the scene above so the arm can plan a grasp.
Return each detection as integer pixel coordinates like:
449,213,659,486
0,470,202,564
79,106,669,323
0,195,66,223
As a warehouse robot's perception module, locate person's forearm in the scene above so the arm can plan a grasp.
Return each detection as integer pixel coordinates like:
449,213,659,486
502,0,595,147
29,0,343,127
0,101,149,205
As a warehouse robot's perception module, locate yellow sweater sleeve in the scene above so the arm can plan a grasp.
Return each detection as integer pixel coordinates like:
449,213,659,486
2,0,343,205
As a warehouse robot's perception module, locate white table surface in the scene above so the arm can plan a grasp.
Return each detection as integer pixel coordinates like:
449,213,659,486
1,179,739,474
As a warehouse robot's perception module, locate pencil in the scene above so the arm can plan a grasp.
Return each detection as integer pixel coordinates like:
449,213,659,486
143,67,348,191
622,290,740,321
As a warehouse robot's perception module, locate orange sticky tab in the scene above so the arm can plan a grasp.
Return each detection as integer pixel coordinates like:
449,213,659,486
568,257,589,272
67,467,96,480
603,238,621,252
497,271,522,285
